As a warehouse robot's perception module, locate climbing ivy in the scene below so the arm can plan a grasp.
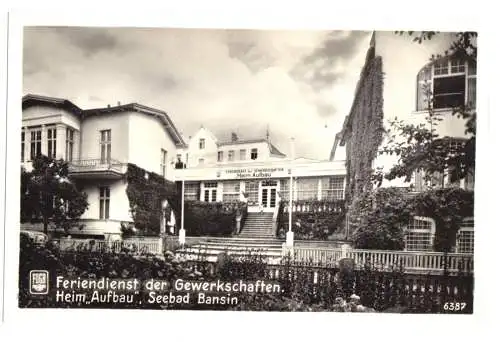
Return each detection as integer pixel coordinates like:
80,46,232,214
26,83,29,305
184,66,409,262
343,47,385,208
351,187,474,252
125,163,177,236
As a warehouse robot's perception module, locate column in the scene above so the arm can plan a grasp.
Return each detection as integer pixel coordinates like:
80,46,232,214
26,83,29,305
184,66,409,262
239,181,246,201
41,125,48,156
73,129,80,161
317,178,322,200
56,124,66,160
200,182,205,201
23,128,30,163
217,181,223,202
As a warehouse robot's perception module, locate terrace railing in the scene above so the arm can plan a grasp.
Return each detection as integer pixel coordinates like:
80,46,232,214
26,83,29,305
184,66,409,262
68,159,126,174
288,245,473,274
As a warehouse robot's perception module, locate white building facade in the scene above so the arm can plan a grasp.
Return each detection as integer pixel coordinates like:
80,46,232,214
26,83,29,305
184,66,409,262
175,127,346,213
21,94,186,238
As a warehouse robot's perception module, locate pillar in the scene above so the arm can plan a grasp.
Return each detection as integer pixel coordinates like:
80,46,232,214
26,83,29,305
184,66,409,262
41,124,47,156
56,124,66,160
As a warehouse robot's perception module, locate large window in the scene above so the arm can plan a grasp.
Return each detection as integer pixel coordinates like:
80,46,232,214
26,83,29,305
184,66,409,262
405,217,435,251
65,128,74,162
217,151,224,162
222,181,240,202
228,150,235,162
245,181,259,203
239,149,246,160
100,130,111,163
296,178,318,200
456,218,474,254
99,186,110,219
416,58,476,111
279,179,290,201
160,149,167,178
203,182,217,202
47,127,57,159
30,128,42,160
321,176,345,200
250,148,258,160
184,182,200,201
21,131,25,162
199,138,205,149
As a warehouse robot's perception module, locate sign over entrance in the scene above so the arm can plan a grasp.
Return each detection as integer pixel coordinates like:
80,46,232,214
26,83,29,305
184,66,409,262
224,167,286,179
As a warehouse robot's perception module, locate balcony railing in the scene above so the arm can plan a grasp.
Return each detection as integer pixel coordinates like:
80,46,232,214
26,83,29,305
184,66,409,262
68,159,126,174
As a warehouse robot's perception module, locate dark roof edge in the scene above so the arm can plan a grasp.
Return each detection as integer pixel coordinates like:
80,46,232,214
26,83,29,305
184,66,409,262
22,94,83,114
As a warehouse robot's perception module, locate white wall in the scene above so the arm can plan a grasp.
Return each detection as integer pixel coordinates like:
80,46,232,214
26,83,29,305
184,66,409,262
80,179,131,222
184,127,219,168
128,112,177,180
79,112,130,163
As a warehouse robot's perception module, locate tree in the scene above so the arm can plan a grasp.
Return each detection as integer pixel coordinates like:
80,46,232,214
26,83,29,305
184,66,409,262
377,32,477,188
21,155,89,234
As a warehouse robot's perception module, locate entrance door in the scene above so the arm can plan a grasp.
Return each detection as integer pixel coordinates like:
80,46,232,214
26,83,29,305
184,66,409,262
260,180,278,212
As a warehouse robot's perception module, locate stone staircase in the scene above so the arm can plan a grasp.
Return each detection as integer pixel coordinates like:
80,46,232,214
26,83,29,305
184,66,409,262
177,236,283,263
239,212,275,238
177,213,281,262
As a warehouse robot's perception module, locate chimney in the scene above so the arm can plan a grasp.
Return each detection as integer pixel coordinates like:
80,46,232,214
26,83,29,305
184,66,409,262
231,132,238,142
117,101,121,106
107,104,111,108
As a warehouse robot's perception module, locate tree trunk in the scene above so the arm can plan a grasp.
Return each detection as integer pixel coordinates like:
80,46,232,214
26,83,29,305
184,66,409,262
43,217,48,235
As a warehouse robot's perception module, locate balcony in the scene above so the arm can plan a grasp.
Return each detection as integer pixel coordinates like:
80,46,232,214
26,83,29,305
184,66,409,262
68,159,126,179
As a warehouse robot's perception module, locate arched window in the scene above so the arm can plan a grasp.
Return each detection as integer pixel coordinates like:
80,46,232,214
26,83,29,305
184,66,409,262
416,57,476,111
456,217,474,253
405,216,436,251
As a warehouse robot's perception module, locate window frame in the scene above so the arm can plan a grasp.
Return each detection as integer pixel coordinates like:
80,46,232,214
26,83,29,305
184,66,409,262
99,186,111,220
217,151,224,162
65,128,74,162
228,150,235,162
47,126,57,159
160,148,167,178
405,216,436,252
239,149,246,160
199,138,205,149
250,148,258,160
100,129,112,164
416,57,476,111
30,128,42,160
456,217,474,254
21,130,25,162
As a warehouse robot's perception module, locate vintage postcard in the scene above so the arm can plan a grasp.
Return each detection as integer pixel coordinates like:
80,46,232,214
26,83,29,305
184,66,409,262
9,24,477,315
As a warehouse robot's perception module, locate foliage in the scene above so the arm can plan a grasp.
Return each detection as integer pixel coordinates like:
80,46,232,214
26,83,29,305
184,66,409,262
20,155,89,234
125,163,177,236
343,47,385,207
413,188,474,252
380,31,477,187
183,201,247,236
351,188,410,250
350,187,473,252
276,200,345,240
19,239,472,312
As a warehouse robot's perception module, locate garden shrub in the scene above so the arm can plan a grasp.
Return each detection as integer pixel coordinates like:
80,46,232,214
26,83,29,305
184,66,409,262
276,200,345,240
183,201,247,236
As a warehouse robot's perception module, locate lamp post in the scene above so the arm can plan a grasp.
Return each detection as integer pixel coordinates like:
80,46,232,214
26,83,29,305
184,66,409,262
179,179,186,246
286,137,295,248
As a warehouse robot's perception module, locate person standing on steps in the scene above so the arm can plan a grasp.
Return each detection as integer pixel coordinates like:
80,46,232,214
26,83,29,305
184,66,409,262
259,202,264,214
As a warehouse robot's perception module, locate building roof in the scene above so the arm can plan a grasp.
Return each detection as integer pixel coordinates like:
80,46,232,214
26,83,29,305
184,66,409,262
217,138,286,157
22,94,187,148
22,94,83,115
82,103,187,148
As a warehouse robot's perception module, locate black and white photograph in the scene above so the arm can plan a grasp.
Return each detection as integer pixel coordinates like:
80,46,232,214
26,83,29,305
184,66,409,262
12,24,477,314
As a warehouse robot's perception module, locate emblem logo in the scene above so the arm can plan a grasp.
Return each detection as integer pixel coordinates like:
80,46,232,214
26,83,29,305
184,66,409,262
29,270,49,295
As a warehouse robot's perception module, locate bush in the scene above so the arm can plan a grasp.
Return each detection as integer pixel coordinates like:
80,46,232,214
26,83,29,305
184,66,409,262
184,201,247,236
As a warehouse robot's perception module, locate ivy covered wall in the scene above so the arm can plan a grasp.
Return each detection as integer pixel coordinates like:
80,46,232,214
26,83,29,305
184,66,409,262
342,46,385,209
125,163,177,236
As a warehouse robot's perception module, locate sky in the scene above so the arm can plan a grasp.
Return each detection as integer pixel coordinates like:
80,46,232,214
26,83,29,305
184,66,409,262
23,27,373,160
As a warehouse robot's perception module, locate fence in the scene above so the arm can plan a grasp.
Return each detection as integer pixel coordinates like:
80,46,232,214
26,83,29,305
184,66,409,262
289,245,474,274
181,259,474,313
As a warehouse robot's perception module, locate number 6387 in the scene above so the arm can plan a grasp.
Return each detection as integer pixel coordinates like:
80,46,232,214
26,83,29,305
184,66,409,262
443,302,467,311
